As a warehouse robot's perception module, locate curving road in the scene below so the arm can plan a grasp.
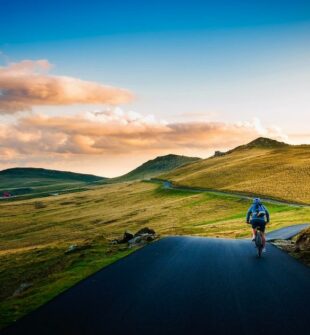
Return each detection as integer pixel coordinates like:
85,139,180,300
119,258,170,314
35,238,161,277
3,227,310,335
158,180,310,208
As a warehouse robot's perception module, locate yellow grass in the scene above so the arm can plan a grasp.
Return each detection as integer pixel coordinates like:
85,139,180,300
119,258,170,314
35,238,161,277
161,145,310,204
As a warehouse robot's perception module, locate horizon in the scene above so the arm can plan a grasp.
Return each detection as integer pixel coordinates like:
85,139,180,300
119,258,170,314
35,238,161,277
0,136,306,178
1,1,310,177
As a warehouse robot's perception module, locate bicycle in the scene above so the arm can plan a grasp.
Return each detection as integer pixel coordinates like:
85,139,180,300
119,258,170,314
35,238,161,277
254,226,264,257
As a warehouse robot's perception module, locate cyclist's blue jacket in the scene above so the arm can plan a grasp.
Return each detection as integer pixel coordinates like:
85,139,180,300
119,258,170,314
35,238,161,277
246,204,270,224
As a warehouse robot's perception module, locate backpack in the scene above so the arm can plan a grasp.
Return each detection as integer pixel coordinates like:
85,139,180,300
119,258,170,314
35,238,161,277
255,204,266,218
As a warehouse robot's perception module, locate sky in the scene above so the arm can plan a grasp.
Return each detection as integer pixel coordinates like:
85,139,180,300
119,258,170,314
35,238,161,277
0,0,309,177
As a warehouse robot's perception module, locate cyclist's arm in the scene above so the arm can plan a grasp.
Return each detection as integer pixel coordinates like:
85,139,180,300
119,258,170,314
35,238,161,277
265,207,270,223
246,207,252,223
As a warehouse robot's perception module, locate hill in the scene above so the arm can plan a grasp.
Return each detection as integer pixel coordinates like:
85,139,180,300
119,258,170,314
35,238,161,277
161,137,310,204
0,168,105,197
112,154,201,182
0,155,201,197
230,137,289,151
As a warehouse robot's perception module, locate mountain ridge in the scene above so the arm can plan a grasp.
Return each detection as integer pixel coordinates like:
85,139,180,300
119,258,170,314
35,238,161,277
231,137,290,151
112,154,201,182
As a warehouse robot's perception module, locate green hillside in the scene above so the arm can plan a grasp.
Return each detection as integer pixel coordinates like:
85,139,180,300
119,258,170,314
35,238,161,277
0,168,106,197
0,155,200,197
161,137,310,204
112,154,201,182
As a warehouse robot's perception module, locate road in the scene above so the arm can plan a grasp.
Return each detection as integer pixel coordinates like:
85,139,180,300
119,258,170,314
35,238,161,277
157,179,310,208
266,223,309,241
3,228,310,335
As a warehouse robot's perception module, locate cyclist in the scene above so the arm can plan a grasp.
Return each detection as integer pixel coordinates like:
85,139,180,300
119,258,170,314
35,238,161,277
246,198,270,251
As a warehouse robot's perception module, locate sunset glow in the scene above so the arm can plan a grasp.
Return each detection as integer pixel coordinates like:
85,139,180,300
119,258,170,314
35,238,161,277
1,0,309,176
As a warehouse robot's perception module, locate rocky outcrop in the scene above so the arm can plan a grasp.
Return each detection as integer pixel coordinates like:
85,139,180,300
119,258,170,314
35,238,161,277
116,231,134,244
114,227,157,247
134,227,156,237
214,151,225,157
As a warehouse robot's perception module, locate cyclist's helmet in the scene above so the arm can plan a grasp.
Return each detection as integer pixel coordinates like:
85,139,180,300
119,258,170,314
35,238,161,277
253,197,261,205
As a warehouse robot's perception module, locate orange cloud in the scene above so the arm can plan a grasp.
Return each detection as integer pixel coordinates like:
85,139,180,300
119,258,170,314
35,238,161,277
0,109,287,160
0,60,133,113
0,109,294,176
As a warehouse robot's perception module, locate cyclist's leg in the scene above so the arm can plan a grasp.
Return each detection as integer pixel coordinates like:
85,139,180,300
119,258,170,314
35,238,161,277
261,223,266,248
250,220,257,240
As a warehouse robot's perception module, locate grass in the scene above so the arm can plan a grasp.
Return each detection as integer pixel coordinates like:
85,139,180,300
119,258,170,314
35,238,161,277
0,155,200,199
111,154,200,182
0,167,105,198
161,144,310,204
0,241,133,328
1,181,309,329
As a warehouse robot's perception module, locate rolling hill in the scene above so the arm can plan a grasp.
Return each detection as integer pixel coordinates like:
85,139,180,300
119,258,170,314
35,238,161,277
0,168,106,197
0,155,201,197
112,154,201,182
161,137,310,204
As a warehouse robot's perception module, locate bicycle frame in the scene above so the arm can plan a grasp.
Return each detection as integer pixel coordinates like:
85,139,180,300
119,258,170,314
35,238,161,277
254,227,264,257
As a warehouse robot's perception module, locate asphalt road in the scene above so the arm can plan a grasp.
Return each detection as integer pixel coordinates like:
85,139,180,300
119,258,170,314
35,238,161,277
266,223,310,241
3,232,310,335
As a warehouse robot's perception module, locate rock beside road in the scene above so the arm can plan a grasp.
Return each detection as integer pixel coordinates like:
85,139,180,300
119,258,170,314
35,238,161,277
115,231,134,244
114,227,158,247
272,227,310,267
134,227,155,237
295,227,310,252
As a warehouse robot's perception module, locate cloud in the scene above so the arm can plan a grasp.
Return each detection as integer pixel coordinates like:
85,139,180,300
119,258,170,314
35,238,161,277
0,60,133,113
0,109,288,162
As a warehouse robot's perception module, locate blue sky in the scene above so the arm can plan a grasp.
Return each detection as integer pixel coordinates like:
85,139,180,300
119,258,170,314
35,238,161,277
0,0,309,175
1,0,310,42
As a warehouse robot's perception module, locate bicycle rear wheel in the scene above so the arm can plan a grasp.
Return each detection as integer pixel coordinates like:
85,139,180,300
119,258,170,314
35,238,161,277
255,231,263,257
258,245,263,257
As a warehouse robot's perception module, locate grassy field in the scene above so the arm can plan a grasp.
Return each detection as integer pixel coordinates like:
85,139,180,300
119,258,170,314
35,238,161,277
161,142,310,204
0,167,106,198
1,181,309,328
